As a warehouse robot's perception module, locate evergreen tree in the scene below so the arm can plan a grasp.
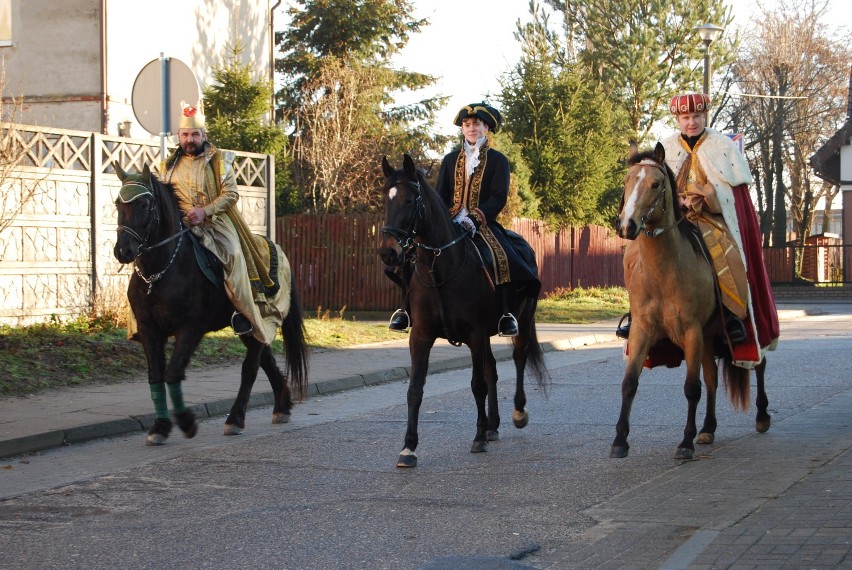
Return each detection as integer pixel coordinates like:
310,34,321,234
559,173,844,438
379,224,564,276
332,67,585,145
276,0,448,212
501,12,625,227
202,44,293,214
543,0,735,144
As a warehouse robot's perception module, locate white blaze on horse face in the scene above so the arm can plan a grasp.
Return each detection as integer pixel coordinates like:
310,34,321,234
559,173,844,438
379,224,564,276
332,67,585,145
388,186,398,201
621,167,646,220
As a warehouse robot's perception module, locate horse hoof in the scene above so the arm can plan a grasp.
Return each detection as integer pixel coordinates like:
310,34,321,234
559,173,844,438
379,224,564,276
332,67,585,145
696,432,715,444
610,445,629,458
675,448,694,460
486,430,499,442
146,433,167,446
470,441,488,453
396,449,417,468
512,409,529,429
272,412,291,424
756,416,771,433
175,410,198,439
223,424,243,436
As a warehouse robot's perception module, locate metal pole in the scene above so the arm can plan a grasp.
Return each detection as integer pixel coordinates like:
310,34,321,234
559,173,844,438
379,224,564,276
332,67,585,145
159,53,170,161
703,40,711,95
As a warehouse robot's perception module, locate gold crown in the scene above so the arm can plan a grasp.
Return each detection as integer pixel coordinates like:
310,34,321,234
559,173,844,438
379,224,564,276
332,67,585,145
178,100,205,129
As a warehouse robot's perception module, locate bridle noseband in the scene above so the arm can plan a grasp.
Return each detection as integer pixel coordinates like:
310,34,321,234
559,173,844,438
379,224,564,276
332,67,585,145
633,159,684,238
116,179,191,294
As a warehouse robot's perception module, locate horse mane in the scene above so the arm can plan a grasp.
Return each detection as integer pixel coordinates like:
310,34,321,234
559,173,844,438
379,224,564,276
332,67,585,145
628,148,697,247
149,172,183,233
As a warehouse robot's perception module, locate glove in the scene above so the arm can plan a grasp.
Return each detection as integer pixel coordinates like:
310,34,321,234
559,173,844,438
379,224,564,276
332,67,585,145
452,208,477,236
459,215,476,236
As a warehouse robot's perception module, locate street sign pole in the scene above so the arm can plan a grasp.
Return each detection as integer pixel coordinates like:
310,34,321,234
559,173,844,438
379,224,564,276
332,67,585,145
159,53,170,161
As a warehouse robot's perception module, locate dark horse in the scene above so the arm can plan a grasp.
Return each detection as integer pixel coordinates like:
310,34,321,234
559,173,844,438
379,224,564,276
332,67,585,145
379,155,548,468
113,163,308,445
612,143,770,460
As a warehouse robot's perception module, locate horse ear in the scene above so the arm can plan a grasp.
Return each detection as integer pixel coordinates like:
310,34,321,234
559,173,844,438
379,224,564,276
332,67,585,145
628,140,638,160
402,154,417,179
381,155,394,178
114,162,128,183
653,142,666,164
142,163,152,183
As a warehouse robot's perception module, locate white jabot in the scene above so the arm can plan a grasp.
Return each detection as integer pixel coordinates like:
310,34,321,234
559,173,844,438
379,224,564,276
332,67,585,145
464,136,487,178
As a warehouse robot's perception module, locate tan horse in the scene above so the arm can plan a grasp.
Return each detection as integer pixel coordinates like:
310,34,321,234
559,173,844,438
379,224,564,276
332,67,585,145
611,143,770,460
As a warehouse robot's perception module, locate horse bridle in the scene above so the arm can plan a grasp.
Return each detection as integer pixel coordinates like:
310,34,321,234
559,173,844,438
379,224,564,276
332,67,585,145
116,179,191,294
633,159,685,238
380,176,471,257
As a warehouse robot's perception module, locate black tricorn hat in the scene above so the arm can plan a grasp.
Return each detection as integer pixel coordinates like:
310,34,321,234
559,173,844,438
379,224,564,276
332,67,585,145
453,102,502,132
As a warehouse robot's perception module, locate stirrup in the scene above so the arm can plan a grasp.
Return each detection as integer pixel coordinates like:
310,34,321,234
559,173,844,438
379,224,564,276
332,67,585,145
616,313,631,340
725,315,747,345
388,309,410,332
498,313,518,337
231,311,253,336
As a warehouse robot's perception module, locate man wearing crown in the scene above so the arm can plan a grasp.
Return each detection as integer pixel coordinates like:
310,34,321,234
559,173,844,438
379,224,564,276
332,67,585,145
158,102,283,344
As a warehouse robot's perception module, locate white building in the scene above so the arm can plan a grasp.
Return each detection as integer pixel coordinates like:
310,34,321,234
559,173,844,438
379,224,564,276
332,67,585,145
0,0,279,139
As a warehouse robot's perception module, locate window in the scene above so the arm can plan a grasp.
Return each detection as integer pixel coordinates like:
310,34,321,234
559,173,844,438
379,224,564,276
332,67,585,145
0,0,11,47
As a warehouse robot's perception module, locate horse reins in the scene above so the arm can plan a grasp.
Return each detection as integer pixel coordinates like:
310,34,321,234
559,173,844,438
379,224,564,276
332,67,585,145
635,159,686,238
117,181,191,295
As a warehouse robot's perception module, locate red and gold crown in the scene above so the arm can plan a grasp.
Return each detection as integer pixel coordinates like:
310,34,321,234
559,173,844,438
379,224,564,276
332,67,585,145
178,100,206,129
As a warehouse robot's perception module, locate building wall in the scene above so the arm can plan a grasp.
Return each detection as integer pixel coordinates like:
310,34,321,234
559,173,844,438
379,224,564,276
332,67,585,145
105,0,273,141
2,0,103,129
2,0,272,139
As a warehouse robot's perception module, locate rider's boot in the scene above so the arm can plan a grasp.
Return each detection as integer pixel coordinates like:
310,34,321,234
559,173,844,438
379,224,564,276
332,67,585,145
616,313,631,339
497,285,518,337
724,309,747,345
388,308,410,332
231,311,253,336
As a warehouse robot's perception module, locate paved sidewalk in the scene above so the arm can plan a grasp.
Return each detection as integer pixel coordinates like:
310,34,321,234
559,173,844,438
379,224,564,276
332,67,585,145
0,302,824,460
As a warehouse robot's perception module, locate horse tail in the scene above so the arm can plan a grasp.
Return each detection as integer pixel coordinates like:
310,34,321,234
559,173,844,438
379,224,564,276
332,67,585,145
721,356,751,412
520,297,549,390
282,279,309,400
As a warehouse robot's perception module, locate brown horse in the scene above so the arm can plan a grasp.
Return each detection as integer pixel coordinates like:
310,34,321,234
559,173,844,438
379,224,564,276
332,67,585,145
612,143,770,460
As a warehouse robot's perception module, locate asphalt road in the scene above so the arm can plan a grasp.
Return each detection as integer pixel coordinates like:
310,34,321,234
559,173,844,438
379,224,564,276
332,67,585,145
0,310,850,569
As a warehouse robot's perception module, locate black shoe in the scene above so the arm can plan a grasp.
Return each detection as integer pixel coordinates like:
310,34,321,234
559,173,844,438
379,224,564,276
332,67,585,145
725,315,747,345
231,311,253,336
616,313,631,339
388,309,410,332
498,313,518,337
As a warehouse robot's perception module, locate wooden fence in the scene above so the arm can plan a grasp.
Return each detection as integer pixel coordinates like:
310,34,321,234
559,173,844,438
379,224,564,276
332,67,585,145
275,214,626,312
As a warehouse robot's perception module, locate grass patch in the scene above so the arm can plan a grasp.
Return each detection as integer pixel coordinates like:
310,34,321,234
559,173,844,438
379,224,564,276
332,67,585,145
0,286,627,399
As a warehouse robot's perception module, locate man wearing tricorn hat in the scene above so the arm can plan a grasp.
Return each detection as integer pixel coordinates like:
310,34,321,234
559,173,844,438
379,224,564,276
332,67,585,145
399,102,540,336
158,102,284,344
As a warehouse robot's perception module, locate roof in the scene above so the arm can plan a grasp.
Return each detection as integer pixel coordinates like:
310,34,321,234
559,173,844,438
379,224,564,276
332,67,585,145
809,119,852,185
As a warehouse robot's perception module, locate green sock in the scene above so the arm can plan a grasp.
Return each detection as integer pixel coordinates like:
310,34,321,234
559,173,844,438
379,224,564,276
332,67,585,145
167,382,187,414
150,383,168,419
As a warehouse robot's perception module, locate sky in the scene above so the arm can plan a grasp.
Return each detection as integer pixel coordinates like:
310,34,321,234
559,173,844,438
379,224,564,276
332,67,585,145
389,0,852,137
276,1,852,139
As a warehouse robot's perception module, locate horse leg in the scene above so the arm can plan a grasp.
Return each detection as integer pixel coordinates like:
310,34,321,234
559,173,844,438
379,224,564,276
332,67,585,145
224,337,264,435
755,358,771,433
484,340,500,443
696,343,719,445
141,333,172,446
164,330,205,439
466,335,491,453
676,334,704,460
611,335,651,458
511,320,530,429
258,344,292,425
397,332,435,468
